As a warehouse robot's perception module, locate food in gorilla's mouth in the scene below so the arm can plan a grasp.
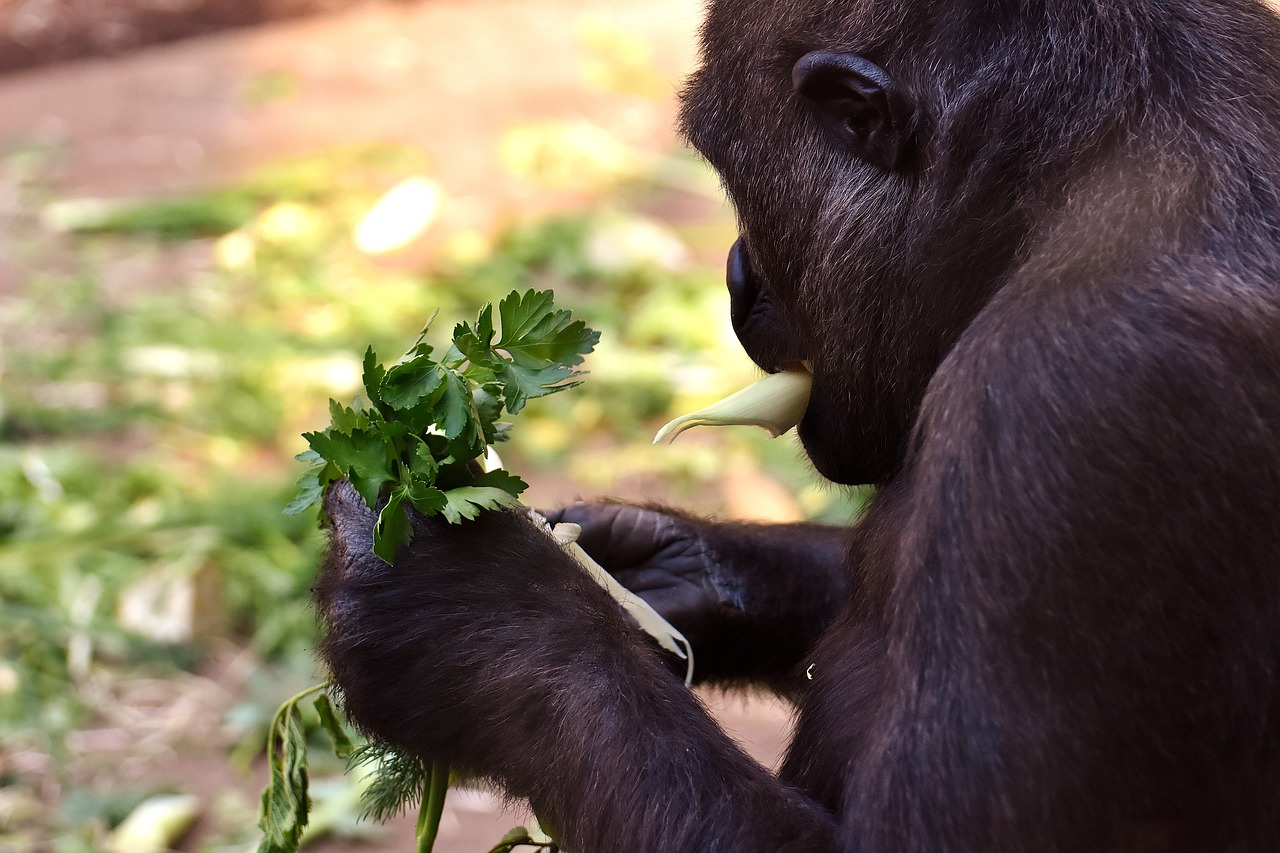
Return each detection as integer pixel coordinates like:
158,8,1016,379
653,363,812,444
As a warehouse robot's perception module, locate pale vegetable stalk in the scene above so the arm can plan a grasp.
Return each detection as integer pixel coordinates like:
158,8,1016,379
482,446,693,685
654,366,812,444
530,511,694,686
109,795,200,853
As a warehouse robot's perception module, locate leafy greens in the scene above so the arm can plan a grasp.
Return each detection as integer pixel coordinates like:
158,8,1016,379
287,288,599,563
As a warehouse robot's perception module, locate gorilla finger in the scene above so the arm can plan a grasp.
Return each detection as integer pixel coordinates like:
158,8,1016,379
624,587,718,640
611,563,709,596
540,503,671,563
322,481,379,569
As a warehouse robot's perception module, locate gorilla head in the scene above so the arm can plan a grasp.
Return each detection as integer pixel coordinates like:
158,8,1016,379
684,0,1175,486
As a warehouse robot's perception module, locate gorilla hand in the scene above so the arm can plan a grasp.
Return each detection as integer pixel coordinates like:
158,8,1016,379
315,480,650,776
542,503,730,648
543,502,851,689
314,481,840,852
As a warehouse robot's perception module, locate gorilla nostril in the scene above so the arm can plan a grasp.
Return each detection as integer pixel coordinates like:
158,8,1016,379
724,237,807,374
727,237,758,332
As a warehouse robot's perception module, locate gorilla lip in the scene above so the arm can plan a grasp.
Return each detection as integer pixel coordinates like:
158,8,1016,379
653,364,812,444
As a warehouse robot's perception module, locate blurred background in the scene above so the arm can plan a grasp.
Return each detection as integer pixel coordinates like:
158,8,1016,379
0,0,869,849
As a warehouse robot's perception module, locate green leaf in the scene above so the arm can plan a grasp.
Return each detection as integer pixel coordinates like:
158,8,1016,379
262,757,290,834
284,706,310,829
313,694,354,759
437,368,476,440
470,467,529,497
394,397,443,435
373,488,412,564
407,482,447,517
451,303,495,366
283,478,323,517
409,441,439,482
496,288,599,368
440,483,523,524
370,412,409,441
305,426,394,510
295,288,594,556
362,347,386,409
256,765,287,851
496,361,582,415
432,457,480,492
345,429,397,508
257,703,310,853
350,742,430,822
302,429,338,461
408,311,439,358
486,826,536,853
284,455,338,516
296,448,323,464
328,399,368,433
472,385,503,443
381,361,444,410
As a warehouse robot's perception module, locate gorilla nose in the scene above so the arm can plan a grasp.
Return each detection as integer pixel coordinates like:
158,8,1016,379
724,237,805,373
727,237,758,333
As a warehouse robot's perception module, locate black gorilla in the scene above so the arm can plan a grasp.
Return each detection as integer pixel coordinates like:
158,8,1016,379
315,1,1280,850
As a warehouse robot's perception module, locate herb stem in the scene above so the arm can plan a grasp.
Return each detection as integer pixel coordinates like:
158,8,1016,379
415,760,450,853
265,682,328,755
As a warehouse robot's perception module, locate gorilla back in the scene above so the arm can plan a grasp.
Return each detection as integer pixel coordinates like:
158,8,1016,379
315,1,1280,851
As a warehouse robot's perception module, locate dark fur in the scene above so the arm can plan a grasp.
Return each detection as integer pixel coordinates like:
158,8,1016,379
316,1,1280,850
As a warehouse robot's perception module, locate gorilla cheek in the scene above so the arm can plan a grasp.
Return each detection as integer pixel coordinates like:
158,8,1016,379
797,394,851,485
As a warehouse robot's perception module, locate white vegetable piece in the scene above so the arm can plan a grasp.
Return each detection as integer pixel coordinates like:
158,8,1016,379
653,366,813,444
107,794,200,853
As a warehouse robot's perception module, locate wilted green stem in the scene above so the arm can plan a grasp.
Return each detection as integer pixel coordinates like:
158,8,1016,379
266,682,327,755
415,760,450,853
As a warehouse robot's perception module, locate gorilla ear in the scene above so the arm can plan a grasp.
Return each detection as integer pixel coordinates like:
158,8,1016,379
792,51,916,171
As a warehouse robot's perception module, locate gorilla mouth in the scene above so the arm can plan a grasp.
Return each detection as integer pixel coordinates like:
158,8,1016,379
643,238,818,450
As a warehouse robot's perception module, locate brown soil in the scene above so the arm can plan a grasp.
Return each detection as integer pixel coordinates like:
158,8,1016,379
0,0,699,199
0,0,376,75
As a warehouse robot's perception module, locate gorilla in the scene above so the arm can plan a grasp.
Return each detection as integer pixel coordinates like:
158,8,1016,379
315,0,1280,850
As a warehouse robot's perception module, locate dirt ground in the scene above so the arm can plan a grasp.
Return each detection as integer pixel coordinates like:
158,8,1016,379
0,0,699,201
0,2,800,850
0,0,358,75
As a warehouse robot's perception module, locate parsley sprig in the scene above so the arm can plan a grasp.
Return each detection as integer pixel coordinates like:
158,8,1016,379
260,290,595,853
287,288,599,562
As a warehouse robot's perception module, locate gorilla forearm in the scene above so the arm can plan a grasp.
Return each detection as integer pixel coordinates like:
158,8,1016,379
688,516,851,687
315,498,839,852
547,503,852,687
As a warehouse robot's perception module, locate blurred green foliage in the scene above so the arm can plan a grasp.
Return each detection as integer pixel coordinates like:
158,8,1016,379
0,108,866,849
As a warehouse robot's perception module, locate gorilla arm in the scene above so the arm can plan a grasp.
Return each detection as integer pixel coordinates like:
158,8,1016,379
316,482,840,853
